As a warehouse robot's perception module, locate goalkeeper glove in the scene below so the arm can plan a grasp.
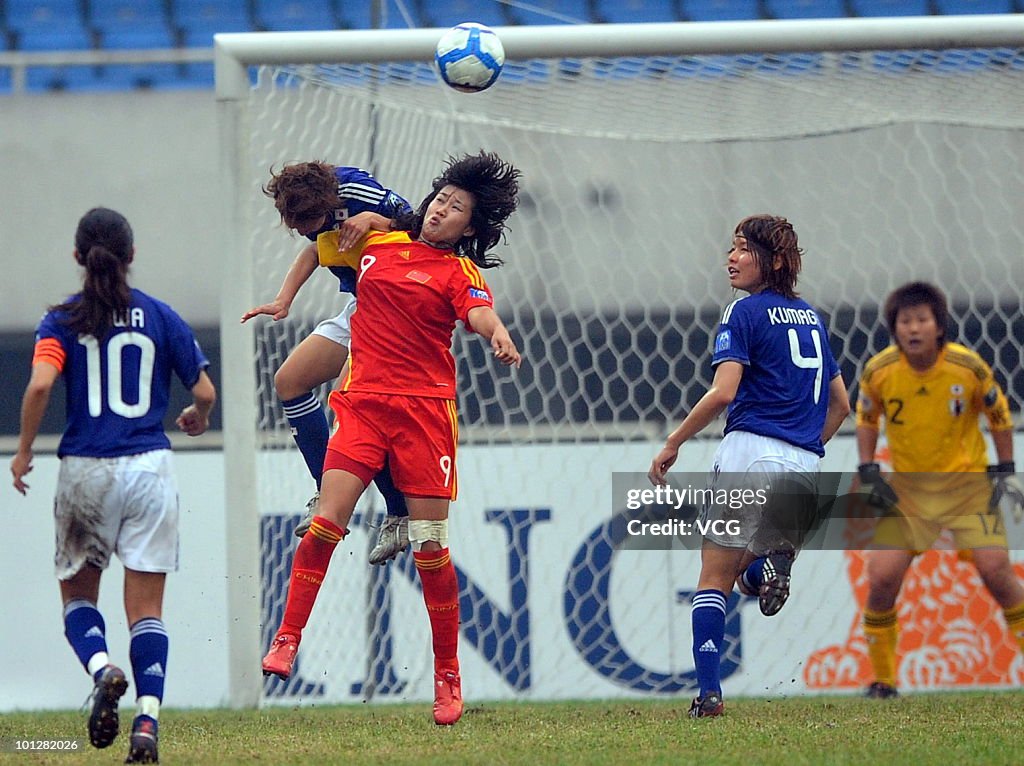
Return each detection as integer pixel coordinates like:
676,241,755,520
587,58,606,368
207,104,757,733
858,462,899,513
988,461,1024,523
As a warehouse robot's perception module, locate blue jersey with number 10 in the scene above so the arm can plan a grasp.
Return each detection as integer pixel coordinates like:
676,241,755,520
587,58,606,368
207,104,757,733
36,288,209,458
712,289,839,456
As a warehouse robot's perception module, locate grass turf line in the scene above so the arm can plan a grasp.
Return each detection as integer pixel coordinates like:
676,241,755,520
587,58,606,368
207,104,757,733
0,692,1021,765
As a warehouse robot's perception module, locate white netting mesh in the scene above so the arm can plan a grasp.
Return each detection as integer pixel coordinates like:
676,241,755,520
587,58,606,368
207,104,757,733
240,42,1024,703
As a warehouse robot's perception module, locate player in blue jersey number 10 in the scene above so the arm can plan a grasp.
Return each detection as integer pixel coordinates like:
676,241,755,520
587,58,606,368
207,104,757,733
648,215,850,718
10,208,216,763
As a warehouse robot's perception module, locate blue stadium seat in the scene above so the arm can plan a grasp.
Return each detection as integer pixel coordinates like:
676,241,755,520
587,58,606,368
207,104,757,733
506,0,594,25
254,0,339,32
15,21,102,91
421,0,510,28
933,0,1013,12
594,0,681,23
679,0,761,21
99,25,184,89
90,0,167,29
173,0,253,47
849,0,929,15
764,0,848,18
338,0,421,29
100,25,177,50
5,0,81,30
16,25,93,52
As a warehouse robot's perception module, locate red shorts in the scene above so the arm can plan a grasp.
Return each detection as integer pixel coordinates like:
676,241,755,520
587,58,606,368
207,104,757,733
324,390,458,499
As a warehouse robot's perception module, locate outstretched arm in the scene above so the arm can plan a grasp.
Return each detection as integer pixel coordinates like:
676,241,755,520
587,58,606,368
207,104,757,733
11,362,60,495
241,242,318,322
467,306,521,367
648,361,743,486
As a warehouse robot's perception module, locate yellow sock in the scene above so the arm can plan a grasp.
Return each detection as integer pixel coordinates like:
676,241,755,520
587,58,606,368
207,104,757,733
1003,601,1024,653
863,607,899,687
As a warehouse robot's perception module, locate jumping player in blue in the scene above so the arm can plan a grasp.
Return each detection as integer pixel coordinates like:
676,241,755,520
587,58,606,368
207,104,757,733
648,215,850,718
241,162,414,563
10,208,216,763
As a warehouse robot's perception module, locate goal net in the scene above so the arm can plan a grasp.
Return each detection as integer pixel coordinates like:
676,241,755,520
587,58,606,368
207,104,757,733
218,18,1024,707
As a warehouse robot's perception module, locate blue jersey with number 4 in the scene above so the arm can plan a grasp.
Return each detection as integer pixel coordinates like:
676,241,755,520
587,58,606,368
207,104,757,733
36,288,209,458
712,289,839,456
307,166,412,294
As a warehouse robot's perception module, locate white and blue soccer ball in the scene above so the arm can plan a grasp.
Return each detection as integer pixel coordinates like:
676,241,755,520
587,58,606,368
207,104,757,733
434,22,505,93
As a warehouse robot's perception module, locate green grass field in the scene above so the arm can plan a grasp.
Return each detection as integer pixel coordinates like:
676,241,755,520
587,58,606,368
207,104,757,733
1,692,1021,765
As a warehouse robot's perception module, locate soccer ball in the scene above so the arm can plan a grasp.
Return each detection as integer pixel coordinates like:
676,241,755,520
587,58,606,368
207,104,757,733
434,22,505,93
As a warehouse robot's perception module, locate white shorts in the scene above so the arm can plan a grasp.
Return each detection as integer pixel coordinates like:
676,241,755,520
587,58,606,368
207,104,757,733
54,450,180,579
701,431,821,553
311,296,357,348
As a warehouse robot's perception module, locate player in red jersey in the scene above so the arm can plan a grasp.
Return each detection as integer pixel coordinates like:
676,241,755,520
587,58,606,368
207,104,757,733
261,151,521,725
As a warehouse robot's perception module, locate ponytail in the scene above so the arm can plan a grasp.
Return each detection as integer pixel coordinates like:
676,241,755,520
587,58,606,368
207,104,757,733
50,208,134,338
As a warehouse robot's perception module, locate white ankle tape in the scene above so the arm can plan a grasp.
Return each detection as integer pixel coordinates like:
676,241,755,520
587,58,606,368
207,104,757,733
408,519,449,551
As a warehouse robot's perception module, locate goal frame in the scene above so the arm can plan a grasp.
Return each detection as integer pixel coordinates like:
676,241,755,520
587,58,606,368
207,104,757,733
215,15,1024,708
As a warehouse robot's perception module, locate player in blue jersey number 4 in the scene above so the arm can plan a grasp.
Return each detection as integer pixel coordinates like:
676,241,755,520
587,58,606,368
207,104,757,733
648,215,850,718
10,208,216,764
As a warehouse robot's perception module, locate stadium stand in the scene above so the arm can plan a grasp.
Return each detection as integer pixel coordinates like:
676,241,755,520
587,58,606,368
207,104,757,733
90,0,168,29
504,0,595,25
678,0,763,21
172,0,253,47
1,0,1021,93
933,0,1015,12
848,0,931,15
420,0,510,28
337,0,422,29
594,0,682,23
764,0,849,18
5,0,86,33
253,0,340,31
12,13,102,92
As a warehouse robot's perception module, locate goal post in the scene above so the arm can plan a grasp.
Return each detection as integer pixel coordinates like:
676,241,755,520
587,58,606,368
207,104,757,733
217,17,1024,708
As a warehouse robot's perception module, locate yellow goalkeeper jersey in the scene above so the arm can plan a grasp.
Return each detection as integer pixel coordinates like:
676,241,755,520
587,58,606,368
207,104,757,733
855,342,1012,473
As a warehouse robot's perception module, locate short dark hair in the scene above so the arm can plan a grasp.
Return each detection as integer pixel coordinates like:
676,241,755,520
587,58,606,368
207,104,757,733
263,161,337,228
735,215,802,299
883,281,949,346
397,151,520,269
50,207,134,339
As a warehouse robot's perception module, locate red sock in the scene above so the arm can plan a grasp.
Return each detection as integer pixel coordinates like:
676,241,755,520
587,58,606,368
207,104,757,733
279,516,346,638
414,548,460,671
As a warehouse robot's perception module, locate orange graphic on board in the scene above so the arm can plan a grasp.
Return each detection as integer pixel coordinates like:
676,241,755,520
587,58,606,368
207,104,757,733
805,447,1024,690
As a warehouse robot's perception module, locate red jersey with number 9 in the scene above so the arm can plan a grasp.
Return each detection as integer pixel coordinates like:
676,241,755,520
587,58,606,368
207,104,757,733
341,230,495,399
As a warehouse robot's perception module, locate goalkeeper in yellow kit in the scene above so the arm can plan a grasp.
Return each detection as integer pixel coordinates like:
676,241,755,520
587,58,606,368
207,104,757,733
855,281,1024,698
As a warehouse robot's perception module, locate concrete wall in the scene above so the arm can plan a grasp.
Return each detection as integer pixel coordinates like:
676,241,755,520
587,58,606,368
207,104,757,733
0,90,222,331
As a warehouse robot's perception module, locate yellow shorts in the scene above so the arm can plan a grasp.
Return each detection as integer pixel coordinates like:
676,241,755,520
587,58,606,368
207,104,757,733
871,473,1004,552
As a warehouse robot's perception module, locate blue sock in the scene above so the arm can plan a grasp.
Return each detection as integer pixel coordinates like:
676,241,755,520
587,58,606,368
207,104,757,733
691,589,727,697
282,393,329,488
129,618,168,704
741,557,767,593
63,599,109,678
373,459,408,518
